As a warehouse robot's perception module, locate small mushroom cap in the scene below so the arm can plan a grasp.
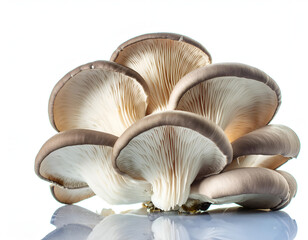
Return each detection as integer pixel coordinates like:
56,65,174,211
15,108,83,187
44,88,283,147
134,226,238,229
49,60,149,136
35,129,151,204
111,33,211,114
191,167,293,210
275,170,297,210
113,111,232,210
35,129,117,185
50,185,95,204
225,124,300,171
168,63,281,142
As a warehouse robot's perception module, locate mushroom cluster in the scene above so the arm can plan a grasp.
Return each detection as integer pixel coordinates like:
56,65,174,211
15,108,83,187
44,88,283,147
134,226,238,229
35,33,300,212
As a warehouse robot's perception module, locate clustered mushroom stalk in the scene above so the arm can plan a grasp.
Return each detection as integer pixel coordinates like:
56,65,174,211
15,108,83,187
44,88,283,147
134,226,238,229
35,32,300,212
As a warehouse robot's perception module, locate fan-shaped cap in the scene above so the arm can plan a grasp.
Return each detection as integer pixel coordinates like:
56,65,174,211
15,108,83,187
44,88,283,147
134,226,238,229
168,63,281,142
191,167,294,210
111,33,211,114
225,124,300,171
49,60,149,136
113,111,232,210
35,129,151,204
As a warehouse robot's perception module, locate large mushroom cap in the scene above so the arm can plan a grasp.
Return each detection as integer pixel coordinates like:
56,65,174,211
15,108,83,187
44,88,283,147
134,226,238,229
191,167,294,210
224,124,300,171
168,63,281,142
111,33,211,114
49,60,149,136
113,111,232,211
35,129,151,204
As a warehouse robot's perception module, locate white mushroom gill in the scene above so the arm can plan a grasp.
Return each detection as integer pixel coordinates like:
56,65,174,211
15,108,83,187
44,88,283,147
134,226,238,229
41,145,151,204
115,126,227,211
53,70,147,136
114,39,210,114
175,77,277,142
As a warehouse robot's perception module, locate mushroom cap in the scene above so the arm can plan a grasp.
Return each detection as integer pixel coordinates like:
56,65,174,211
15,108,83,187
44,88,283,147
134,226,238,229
275,170,297,210
35,129,151,204
225,124,300,171
111,33,211,114
111,32,211,62
49,60,149,136
35,129,117,185
50,185,95,204
168,63,281,142
191,167,294,210
113,111,232,210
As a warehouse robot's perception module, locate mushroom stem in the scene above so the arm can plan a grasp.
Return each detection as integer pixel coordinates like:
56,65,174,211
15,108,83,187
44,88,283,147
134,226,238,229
151,173,192,211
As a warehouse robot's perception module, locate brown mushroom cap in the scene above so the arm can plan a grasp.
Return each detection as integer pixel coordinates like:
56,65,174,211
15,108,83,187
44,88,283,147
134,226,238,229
113,111,232,210
111,33,211,114
224,124,300,171
168,63,281,142
50,185,95,204
49,60,149,136
35,129,151,204
191,167,292,210
275,170,297,209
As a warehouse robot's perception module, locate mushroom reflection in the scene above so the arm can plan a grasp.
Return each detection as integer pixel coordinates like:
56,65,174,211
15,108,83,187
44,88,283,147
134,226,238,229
43,206,297,240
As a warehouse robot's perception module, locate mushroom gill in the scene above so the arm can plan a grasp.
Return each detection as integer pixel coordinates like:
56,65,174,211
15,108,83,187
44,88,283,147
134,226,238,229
49,61,149,136
35,129,151,204
168,63,281,142
111,33,211,114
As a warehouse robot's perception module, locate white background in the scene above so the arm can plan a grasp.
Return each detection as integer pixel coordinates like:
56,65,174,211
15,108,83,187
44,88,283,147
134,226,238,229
1,0,307,239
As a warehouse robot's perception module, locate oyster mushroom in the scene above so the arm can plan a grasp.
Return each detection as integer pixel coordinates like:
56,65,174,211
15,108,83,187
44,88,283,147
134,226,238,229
224,124,300,171
111,33,211,114
49,61,149,136
168,63,281,142
191,167,293,210
35,129,151,204
113,111,232,211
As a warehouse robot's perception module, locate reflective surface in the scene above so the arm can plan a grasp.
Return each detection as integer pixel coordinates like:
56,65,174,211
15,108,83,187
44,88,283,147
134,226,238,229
43,205,297,240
